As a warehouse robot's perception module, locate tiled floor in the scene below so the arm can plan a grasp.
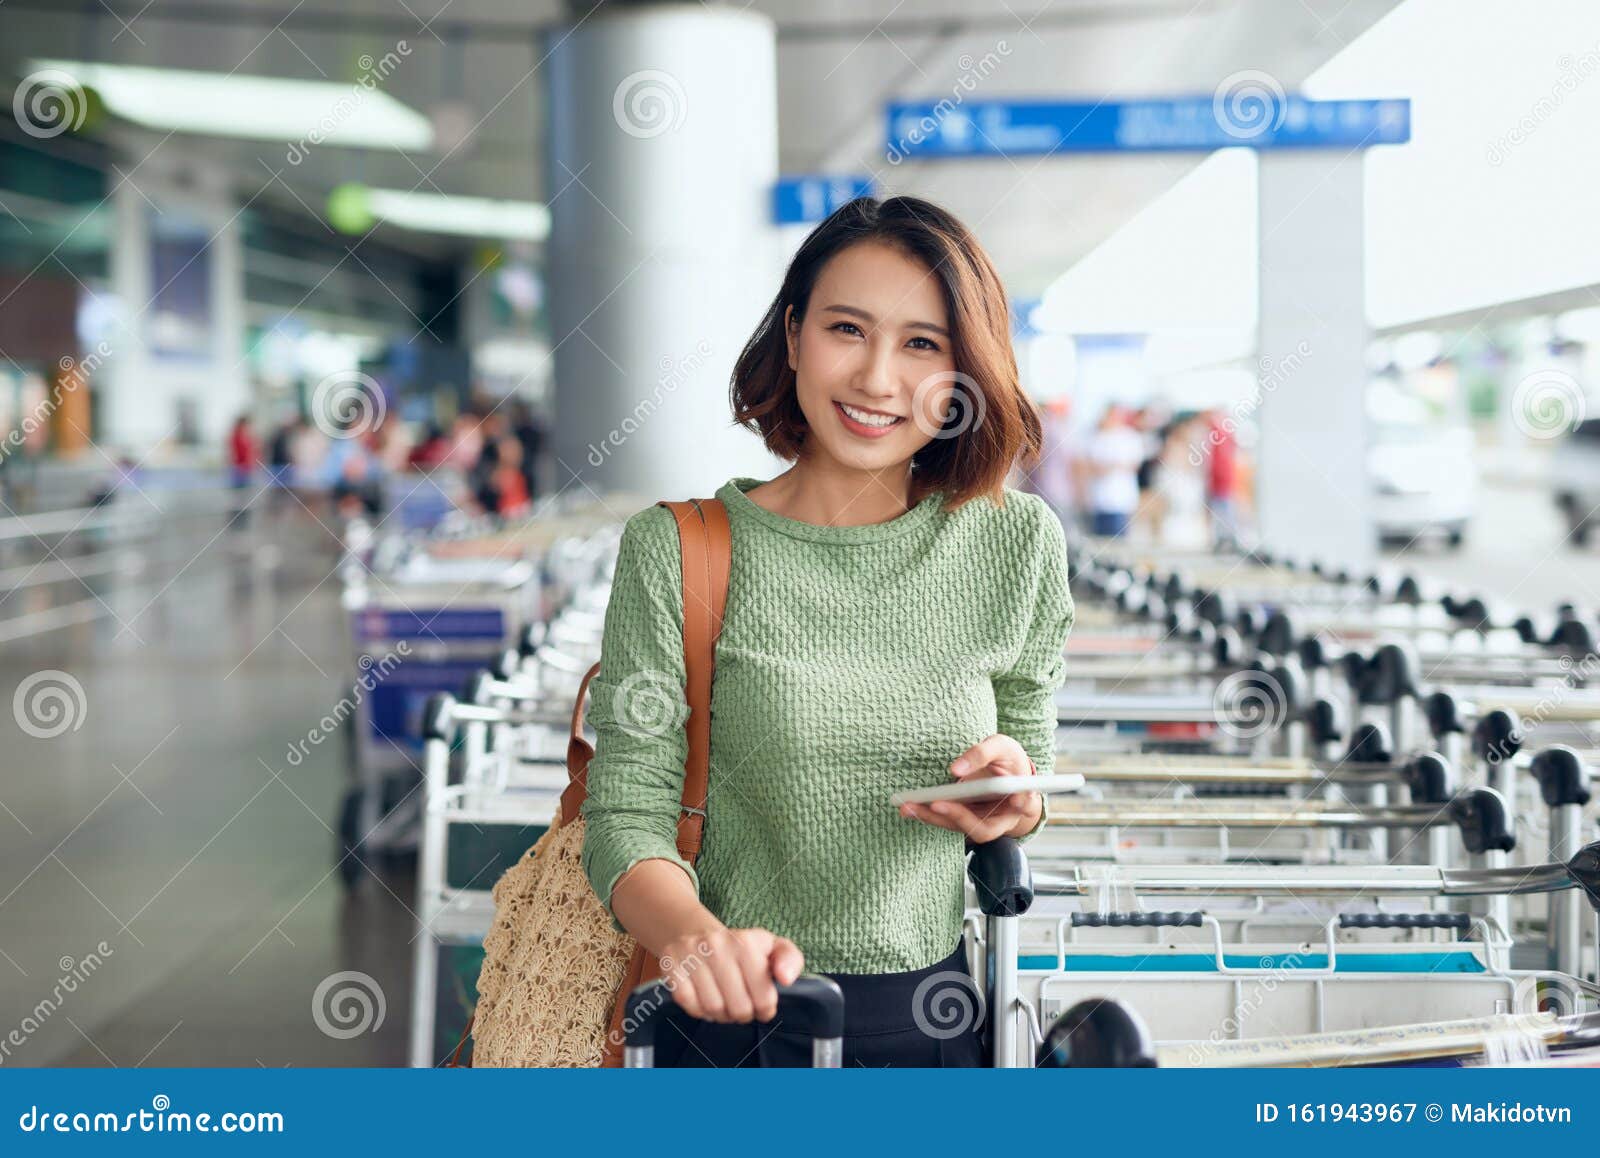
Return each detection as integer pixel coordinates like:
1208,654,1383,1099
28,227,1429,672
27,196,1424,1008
0,516,420,1067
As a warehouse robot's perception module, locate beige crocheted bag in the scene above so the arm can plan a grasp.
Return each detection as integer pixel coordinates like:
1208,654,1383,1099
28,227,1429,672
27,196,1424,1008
452,498,731,1068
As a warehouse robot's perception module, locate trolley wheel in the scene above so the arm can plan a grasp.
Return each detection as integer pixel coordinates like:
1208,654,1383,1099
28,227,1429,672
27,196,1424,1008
1445,527,1466,550
336,788,369,889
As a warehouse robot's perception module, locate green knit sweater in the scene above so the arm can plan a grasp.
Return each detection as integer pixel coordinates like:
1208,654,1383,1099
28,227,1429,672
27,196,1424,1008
580,475,1074,973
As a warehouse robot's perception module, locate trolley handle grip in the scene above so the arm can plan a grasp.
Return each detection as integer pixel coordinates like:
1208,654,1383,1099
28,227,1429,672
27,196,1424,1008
623,973,845,1053
422,693,456,743
1569,840,1600,914
1071,911,1203,928
1337,912,1470,931
966,836,1033,917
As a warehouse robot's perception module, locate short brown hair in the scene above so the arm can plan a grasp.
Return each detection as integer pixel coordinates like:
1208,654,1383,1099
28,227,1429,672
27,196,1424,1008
729,195,1042,512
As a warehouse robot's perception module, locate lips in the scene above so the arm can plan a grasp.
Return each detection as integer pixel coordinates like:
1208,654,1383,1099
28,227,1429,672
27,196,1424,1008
833,400,906,439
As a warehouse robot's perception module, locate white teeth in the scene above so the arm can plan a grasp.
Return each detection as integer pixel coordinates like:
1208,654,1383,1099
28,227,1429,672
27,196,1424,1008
839,403,901,428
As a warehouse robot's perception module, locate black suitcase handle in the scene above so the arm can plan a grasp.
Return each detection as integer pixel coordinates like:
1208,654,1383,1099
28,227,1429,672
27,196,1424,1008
622,973,845,1067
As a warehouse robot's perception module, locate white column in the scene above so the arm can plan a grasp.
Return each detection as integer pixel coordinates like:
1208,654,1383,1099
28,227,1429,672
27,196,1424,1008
545,2,786,500
104,179,153,450
1255,153,1373,567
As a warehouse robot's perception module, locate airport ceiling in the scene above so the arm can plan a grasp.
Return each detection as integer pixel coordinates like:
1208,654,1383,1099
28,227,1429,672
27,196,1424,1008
1,0,1399,293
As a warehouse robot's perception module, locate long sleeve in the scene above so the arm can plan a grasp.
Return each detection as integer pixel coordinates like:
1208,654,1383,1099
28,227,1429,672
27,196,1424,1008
579,506,699,932
993,496,1074,843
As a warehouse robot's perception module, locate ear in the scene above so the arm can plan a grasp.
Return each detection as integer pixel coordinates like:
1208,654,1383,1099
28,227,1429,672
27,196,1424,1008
784,305,799,373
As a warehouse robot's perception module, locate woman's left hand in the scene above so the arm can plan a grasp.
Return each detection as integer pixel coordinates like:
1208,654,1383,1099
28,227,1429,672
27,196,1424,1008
898,733,1041,843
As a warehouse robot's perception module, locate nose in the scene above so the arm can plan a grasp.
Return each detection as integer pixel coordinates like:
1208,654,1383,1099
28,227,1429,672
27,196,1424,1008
852,334,901,402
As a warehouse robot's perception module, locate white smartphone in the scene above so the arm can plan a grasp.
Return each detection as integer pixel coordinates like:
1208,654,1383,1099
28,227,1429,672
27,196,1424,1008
890,772,1085,807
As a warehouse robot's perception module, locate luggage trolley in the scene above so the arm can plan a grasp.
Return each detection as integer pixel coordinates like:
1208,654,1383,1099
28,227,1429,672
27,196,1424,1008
986,839,1600,1067
342,552,538,884
406,522,620,1065
409,691,574,1066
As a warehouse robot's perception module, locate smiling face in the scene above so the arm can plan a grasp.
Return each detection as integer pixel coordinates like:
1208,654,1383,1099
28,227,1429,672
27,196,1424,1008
783,240,959,475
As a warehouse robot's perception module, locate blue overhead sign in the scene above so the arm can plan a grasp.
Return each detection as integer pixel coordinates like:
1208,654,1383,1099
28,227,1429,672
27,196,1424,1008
885,96,1410,159
1010,298,1041,339
772,175,876,225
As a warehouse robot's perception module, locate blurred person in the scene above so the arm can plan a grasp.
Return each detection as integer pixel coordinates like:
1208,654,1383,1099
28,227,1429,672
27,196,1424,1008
1154,413,1209,549
322,426,384,518
228,414,258,488
442,411,484,473
408,422,451,471
1027,396,1076,526
376,414,413,474
267,415,297,483
266,415,301,513
1203,409,1241,548
1132,404,1169,540
1086,404,1143,537
510,400,545,501
478,436,532,519
289,416,329,497
227,414,259,530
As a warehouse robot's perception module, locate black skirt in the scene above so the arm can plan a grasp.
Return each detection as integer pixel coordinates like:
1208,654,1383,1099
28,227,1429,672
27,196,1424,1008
650,939,986,1068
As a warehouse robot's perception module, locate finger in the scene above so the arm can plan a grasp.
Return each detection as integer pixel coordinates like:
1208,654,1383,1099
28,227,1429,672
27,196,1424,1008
904,802,960,831
669,963,706,1021
965,792,1026,823
736,933,779,1022
682,949,730,1023
706,943,756,1023
949,737,1002,777
954,805,1012,843
927,799,986,839
950,734,1025,777
770,937,805,988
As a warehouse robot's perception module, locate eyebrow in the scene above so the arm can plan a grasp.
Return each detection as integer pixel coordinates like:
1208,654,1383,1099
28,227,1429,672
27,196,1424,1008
818,303,950,339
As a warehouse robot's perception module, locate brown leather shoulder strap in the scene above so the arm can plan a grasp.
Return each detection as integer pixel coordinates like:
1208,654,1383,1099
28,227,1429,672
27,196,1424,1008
560,499,731,827
654,498,730,864
559,662,603,822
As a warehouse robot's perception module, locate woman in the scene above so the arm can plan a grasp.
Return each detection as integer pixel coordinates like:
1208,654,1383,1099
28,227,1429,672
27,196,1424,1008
580,196,1074,1068
227,414,258,530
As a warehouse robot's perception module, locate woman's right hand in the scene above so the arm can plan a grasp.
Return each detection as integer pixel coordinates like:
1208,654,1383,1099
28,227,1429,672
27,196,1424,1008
659,927,804,1024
